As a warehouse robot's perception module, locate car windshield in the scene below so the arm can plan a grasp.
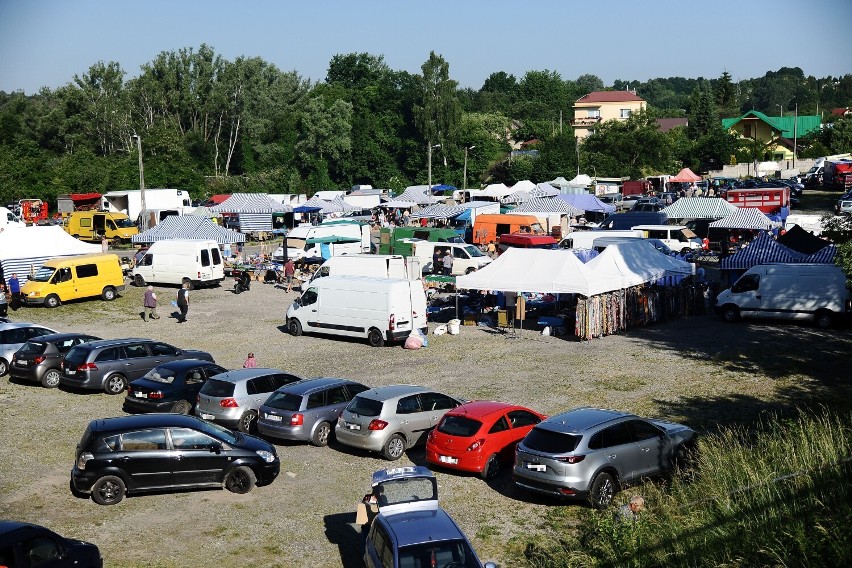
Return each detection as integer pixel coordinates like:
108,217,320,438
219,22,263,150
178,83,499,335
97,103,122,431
463,245,485,258
398,540,480,568
523,427,582,454
141,367,178,384
377,476,437,505
446,235,465,244
199,379,235,398
32,266,56,282
114,217,136,228
63,346,89,367
346,396,383,417
264,392,302,411
438,415,482,437
18,341,48,356
194,419,239,445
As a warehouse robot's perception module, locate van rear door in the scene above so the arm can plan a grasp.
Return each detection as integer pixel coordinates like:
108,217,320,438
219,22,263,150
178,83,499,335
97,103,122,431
409,281,427,332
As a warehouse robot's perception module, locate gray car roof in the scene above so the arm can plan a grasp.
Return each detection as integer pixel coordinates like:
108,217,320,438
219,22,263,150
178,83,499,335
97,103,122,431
540,407,632,434
273,377,362,396
208,368,297,384
356,384,427,401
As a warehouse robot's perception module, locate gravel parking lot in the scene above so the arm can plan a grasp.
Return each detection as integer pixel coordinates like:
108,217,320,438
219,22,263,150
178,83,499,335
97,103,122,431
1,260,850,567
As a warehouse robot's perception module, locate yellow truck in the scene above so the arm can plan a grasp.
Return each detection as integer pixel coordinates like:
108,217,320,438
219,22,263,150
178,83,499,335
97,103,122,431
63,211,138,242
21,253,126,308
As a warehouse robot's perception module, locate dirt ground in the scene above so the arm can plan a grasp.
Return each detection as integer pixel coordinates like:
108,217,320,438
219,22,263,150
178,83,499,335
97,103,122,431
1,262,850,568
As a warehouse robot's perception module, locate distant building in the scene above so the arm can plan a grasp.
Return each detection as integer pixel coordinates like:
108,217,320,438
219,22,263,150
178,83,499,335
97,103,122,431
830,107,851,118
572,91,647,140
656,117,689,133
721,111,821,161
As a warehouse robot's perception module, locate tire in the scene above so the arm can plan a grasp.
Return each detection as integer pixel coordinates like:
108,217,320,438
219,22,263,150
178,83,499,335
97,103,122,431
102,286,117,301
311,421,332,447
721,305,739,323
588,472,616,509
480,453,500,480
41,368,62,388
91,475,126,506
382,434,406,461
466,267,476,274
104,374,128,395
815,310,833,329
681,247,692,254
224,466,256,494
45,294,61,308
171,400,192,415
288,318,303,336
234,282,243,294
367,328,385,348
72,234,81,240
237,410,258,434
0,359,8,377
134,274,146,287
181,278,194,290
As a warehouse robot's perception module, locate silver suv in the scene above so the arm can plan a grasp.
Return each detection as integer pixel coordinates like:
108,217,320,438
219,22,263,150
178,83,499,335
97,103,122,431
195,369,303,433
336,385,462,460
513,407,696,508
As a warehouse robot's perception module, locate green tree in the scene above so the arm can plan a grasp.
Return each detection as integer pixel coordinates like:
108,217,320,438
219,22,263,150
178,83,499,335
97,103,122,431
296,95,353,188
714,71,738,115
413,51,461,183
581,110,676,179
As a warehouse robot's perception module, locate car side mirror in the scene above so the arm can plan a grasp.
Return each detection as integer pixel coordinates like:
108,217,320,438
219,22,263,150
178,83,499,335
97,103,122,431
209,443,222,454
293,297,301,306
484,562,499,568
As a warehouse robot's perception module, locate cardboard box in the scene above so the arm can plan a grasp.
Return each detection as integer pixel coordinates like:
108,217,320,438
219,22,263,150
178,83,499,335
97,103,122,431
355,501,379,525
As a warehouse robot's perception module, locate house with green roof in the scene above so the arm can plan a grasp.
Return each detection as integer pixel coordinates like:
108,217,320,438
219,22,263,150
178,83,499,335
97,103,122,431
721,110,821,161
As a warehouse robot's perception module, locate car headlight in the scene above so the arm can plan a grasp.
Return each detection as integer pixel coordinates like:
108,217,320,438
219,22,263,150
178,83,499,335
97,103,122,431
255,450,276,463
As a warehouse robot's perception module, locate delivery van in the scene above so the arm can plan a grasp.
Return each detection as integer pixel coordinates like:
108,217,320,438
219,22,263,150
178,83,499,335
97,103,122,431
472,214,544,245
631,225,702,253
308,254,409,284
0,206,26,229
21,253,126,308
558,230,642,250
715,264,850,328
63,211,139,242
131,239,224,288
411,242,492,276
273,222,370,261
285,276,428,347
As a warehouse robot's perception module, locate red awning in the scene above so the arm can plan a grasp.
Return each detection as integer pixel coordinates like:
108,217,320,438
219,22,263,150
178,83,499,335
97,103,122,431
69,193,102,201
669,168,702,183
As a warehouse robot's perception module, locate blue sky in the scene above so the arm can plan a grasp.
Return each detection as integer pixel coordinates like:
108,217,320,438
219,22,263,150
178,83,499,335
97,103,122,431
1,0,851,95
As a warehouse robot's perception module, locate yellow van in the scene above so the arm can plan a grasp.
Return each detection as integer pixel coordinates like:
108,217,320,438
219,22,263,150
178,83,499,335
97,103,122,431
21,253,126,308
63,211,138,242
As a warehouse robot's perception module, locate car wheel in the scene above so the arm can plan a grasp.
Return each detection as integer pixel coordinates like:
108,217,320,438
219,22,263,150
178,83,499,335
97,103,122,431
367,328,385,348
311,421,332,447
382,434,406,461
721,305,739,323
480,453,500,480
288,318,303,336
0,358,8,377
466,267,476,274
680,247,692,254
182,278,194,290
45,294,61,308
588,472,616,509
104,374,128,395
815,310,832,329
134,274,146,287
41,368,62,388
237,410,258,433
671,443,694,472
224,465,256,494
102,286,117,301
91,475,126,506
172,400,192,415
234,282,242,294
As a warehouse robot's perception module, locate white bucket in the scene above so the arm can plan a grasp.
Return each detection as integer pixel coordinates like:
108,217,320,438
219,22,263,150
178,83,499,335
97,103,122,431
448,319,460,335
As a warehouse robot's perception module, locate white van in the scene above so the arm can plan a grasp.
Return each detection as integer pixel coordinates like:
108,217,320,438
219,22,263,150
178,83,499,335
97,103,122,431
411,242,492,276
308,254,409,284
273,222,370,260
131,239,224,288
715,264,850,328
0,206,26,229
558,230,642,250
631,225,702,253
285,276,428,347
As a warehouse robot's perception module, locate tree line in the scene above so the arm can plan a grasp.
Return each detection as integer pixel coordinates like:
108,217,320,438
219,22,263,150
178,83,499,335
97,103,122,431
1,45,851,209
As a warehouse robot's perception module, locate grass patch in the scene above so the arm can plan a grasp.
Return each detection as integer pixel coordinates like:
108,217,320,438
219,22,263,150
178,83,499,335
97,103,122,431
594,376,647,392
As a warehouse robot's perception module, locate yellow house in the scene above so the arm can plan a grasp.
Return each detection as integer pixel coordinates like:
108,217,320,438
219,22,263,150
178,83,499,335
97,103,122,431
721,111,822,161
572,91,647,140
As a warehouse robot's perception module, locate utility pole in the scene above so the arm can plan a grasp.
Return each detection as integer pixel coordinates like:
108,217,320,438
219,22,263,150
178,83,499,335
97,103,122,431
132,135,146,230
463,145,476,196
793,103,798,169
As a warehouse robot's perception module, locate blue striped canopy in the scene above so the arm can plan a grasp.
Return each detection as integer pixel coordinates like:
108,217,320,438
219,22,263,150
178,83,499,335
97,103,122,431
209,193,293,214
720,232,836,270
132,216,245,245
510,197,584,215
661,198,737,219
709,207,775,230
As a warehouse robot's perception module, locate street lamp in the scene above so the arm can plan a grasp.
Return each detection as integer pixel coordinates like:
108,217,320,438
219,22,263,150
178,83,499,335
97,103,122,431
131,134,147,230
463,145,476,194
427,142,441,190
778,104,783,117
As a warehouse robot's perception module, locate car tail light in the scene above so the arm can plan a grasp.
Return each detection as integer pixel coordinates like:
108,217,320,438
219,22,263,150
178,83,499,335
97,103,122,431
220,398,239,408
78,362,98,372
558,488,576,495
33,356,46,365
467,439,485,452
290,413,304,426
148,391,164,399
427,430,434,442
368,419,388,431
76,452,94,470
388,314,395,331
558,455,586,464
127,386,134,395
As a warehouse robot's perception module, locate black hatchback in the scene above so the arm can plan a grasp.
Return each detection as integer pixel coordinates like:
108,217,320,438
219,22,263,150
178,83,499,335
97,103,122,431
123,359,228,415
71,414,280,505
0,520,102,567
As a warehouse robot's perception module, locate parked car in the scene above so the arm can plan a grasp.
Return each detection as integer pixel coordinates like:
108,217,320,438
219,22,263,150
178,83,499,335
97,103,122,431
60,338,214,395
257,377,370,446
0,322,58,377
123,359,228,414
71,413,280,505
512,407,697,508
0,520,102,567
9,332,100,387
362,466,495,568
195,368,303,433
336,385,463,460
426,401,545,480
630,198,664,212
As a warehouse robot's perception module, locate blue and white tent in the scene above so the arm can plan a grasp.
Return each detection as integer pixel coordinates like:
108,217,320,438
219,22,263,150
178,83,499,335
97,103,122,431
661,197,737,220
709,207,776,230
411,204,466,219
0,226,100,286
510,197,583,216
209,193,293,232
132,216,245,245
720,232,836,271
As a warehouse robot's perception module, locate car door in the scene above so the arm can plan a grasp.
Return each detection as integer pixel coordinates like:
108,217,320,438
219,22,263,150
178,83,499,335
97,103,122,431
418,392,461,443
395,394,430,445
122,342,155,380
114,428,173,489
625,419,668,478
730,273,761,318
588,421,644,483
169,427,228,486
15,532,67,568
503,409,544,457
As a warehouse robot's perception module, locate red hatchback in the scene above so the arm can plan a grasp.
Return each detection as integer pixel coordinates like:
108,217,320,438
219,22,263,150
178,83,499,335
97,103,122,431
426,401,546,480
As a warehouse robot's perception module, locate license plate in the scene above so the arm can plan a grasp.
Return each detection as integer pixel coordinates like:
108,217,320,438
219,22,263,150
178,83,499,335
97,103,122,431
347,423,361,430
525,462,547,472
439,455,458,465
265,414,282,422
200,413,215,420
134,392,147,398
66,369,76,375
16,360,27,366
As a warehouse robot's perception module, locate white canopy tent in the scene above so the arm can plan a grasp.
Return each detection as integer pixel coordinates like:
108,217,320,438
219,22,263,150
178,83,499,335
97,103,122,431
455,248,593,294
584,241,694,295
1,226,100,285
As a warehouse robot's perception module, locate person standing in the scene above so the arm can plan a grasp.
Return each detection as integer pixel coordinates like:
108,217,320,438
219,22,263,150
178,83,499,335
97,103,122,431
101,235,109,253
243,352,257,368
284,258,296,292
176,282,190,323
143,285,159,321
8,273,20,311
442,250,454,276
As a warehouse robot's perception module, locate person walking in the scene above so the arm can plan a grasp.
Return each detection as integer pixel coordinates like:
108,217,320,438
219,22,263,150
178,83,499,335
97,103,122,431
243,352,257,368
8,273,20,311
101,235,109,253
176,282,190,323
284,258,296,292
143,285,159,321
0,283,8,317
